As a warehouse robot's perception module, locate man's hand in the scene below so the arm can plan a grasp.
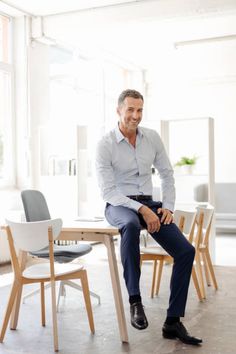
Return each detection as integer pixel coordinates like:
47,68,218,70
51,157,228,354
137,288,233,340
139,205,161,233
157,208,173,225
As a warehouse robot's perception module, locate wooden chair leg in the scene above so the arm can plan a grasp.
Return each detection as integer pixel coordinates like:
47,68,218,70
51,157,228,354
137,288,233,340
0,281,19,342
140,258,143,273
202,252,211,286
140,255,143,267
40,282,46,326
50,280,59,352
205,248,218,290
10,283,23,330
195,252,206,299
191,266,203,301
155,259,164,296
80,270,95,334
151,260,157,298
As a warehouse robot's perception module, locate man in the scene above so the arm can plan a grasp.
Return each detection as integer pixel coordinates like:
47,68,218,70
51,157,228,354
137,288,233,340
96,89,202,345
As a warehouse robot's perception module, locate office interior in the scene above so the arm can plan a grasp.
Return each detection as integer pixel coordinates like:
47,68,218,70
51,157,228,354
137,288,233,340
0,1,236,353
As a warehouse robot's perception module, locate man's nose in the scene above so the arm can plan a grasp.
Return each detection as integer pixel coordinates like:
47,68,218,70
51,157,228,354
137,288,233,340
132,111,139,119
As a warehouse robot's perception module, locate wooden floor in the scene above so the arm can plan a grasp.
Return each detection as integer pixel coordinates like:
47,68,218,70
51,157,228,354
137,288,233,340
0,240,236,354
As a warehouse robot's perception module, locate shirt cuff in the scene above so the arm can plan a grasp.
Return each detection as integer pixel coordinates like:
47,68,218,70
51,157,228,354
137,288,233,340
162,202,174,213
128,199,143,212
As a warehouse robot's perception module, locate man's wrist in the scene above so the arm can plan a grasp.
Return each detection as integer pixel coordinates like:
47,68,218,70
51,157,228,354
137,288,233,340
138,205,149,215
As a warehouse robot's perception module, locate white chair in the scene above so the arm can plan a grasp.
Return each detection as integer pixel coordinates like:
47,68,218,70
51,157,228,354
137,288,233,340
0,218,95,352
140,210,203,301
194,205,218,299
21,189,100,307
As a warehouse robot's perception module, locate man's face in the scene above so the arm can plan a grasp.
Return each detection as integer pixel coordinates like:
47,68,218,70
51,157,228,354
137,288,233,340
117,97,143,133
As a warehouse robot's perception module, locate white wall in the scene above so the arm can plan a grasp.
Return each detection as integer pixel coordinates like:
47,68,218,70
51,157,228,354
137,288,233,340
146,40,236,182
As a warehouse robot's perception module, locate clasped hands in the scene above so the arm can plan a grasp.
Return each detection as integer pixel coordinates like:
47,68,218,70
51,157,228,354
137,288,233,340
139,205,173,234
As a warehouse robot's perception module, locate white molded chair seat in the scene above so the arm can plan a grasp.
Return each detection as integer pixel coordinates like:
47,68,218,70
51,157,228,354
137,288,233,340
141,246,168,256
23,263,84,279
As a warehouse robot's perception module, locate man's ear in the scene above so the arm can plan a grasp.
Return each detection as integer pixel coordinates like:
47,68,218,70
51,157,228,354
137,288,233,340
116,107,120,116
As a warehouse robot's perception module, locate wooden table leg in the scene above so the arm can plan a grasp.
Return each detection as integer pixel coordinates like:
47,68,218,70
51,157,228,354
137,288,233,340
104,235,128,343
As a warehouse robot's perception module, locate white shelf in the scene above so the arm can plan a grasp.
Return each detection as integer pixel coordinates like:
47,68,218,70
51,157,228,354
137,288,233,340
161,117,215,206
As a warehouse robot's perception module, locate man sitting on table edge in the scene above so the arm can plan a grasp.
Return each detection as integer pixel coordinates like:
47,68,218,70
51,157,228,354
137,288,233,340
96,89,202,345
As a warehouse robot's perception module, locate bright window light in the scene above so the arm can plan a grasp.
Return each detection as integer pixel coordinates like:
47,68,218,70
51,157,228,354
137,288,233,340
0,15,14,186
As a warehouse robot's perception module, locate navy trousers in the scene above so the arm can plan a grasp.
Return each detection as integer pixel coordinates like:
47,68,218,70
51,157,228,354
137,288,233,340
105,200,195,317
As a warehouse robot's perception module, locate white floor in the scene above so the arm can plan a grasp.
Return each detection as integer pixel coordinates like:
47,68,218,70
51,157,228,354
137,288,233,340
215,233,236,266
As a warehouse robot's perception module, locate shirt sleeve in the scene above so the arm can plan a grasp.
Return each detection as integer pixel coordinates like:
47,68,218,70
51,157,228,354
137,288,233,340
152,132,175,212
95,138,142,212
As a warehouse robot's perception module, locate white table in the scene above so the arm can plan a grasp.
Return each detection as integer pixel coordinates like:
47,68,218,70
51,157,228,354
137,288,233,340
59,220,128,342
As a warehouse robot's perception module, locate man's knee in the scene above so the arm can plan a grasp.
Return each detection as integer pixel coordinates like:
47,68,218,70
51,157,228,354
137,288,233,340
120,221,141,248
122,221,141,234
185,243,195,261
174,242,195,263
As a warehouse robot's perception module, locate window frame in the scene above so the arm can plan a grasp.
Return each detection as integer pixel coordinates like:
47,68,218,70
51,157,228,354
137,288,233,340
0,13,9,63
0,14,15,188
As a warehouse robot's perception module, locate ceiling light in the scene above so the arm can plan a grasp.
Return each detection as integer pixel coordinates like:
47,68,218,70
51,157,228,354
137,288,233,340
174,34,236,48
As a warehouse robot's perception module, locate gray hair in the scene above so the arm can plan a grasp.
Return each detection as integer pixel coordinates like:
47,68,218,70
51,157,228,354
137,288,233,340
118,89,144,107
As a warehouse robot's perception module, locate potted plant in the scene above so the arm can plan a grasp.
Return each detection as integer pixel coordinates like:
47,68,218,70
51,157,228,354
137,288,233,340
174,155,198,174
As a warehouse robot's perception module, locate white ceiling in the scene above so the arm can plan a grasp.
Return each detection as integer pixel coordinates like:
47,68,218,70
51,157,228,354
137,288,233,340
42,0,236,68
2,0,236,67
1,0,236,18
2,0,145,16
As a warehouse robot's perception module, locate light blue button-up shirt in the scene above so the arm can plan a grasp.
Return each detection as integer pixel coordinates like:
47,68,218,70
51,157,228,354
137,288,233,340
96,125,175,212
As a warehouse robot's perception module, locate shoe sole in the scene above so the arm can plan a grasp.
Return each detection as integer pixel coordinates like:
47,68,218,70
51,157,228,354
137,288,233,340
131,321,148,330
162,331,202,345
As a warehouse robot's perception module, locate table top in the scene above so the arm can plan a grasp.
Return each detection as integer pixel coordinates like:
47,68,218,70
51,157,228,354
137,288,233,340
62,219,119,235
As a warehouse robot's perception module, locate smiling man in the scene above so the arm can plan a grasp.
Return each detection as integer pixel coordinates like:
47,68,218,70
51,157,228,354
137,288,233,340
96,89,202,345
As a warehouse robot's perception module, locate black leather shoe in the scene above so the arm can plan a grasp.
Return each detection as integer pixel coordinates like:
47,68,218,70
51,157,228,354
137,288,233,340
162,321,202,345
130,302,148,330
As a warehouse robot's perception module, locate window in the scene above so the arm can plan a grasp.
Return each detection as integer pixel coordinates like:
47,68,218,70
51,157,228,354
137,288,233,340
0,14,9,63
0,14,14,186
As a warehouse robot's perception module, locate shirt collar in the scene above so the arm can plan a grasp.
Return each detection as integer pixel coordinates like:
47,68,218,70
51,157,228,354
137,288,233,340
114,124,143,143
114,124,124,143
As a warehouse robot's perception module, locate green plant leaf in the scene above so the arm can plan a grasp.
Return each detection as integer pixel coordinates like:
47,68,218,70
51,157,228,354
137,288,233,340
174,155,198,166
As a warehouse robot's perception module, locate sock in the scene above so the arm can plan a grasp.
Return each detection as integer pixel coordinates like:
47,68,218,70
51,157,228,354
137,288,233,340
165,316,180,325
129,295,141,305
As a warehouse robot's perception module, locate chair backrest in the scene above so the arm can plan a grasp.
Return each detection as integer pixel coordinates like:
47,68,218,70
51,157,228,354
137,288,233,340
21,190,51,222
5,218,62,252
174,210,196,241
195,205,214,247
196,205,214,230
